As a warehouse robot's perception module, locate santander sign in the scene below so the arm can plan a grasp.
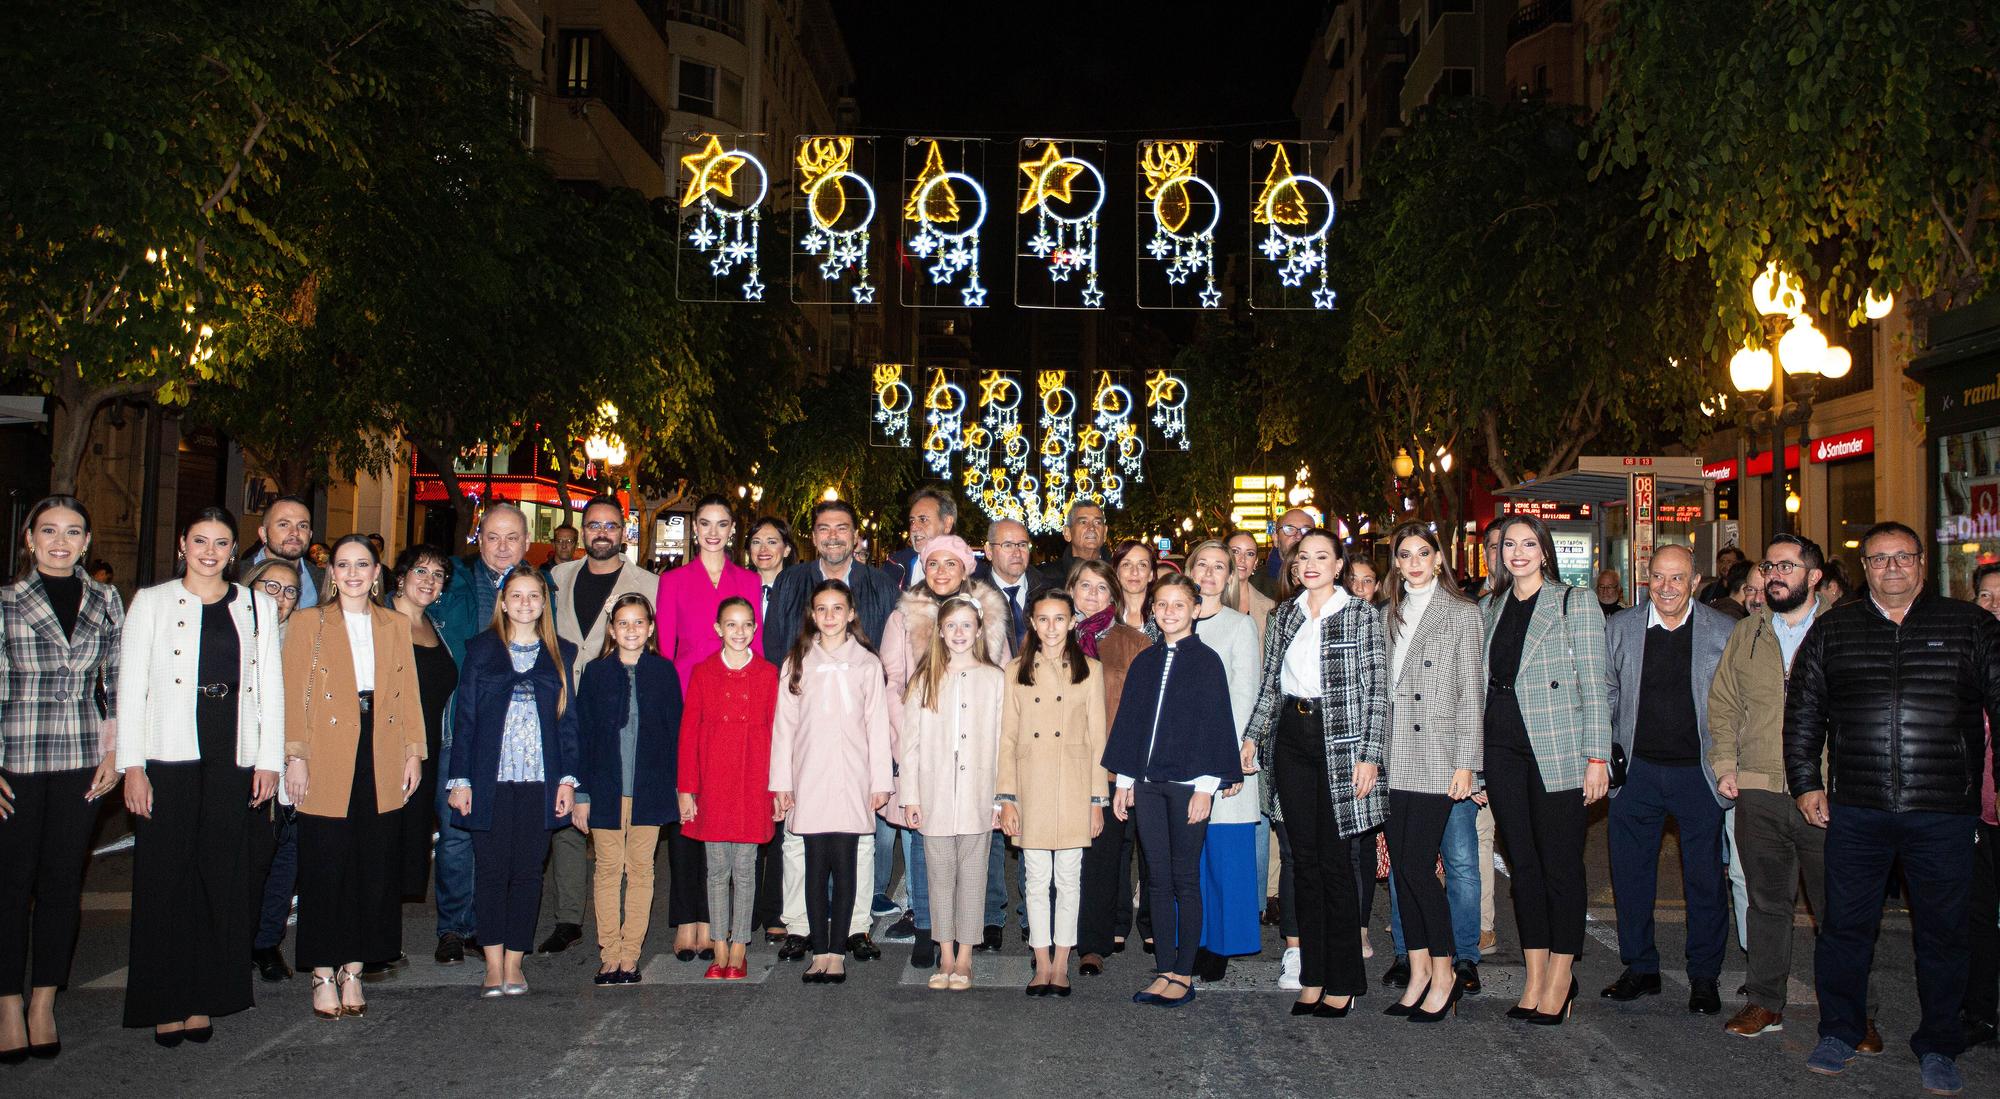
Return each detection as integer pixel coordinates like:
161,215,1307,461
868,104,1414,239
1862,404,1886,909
1809,427,1874,464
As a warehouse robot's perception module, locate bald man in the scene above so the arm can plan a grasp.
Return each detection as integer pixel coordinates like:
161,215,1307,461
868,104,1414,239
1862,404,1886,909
1253,508,1316,598
1602,544,1735,1014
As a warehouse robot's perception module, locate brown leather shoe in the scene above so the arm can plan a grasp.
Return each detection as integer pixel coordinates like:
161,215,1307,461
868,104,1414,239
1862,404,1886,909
1855,1018,1884,1055
1479,930,1498,952
1723,1003,1783,1037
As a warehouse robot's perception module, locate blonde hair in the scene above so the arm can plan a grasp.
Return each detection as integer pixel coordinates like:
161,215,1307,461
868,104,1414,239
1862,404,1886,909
489,567,569,716
913,595,995,712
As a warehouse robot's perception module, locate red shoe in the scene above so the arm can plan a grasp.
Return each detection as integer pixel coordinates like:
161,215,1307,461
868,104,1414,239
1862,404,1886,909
723,966,747,981
703,964,726,980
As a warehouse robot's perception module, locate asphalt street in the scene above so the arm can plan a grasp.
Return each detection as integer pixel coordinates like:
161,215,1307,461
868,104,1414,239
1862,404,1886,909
12,803,1987,1098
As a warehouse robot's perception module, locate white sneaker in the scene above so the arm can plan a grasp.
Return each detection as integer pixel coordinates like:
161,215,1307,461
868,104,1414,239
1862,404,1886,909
1278,946,1302,991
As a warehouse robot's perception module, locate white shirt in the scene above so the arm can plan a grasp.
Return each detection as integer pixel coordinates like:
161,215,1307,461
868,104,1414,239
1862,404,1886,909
1281,586,1351,697
1390,581,1436,686
1646,602,1691,632
344,610,376,691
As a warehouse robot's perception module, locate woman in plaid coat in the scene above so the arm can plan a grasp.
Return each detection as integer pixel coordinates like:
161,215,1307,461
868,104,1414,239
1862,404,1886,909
0,496,122,1061
1243,530,1389,1018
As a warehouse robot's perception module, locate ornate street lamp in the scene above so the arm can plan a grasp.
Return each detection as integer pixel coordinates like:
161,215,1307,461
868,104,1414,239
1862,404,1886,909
1726,263,1854,537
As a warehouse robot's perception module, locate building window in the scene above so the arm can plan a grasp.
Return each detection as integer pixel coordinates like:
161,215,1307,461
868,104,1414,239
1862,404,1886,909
1534,64,1550,94
559,31,593,96
679,59,717,116
1826,455,1876,587
719,69,744,126
1428,0,1474,28
666,0,744,40
1937,425,2000,598
558,30,668,165
1437,67,1475,101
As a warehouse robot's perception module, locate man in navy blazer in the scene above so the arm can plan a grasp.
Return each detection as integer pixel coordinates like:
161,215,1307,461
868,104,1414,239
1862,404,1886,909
1601,545,1734,1014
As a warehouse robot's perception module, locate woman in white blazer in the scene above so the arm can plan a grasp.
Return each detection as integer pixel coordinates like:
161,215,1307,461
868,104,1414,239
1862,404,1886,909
115,507,283,1047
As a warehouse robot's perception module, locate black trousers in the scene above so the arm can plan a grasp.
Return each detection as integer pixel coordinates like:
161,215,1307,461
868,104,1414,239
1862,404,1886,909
1970,820,2000,1025
1274,707,1364,994
1133,781,1207,976
1080,779,1141,955
470,782,550,954
1350,824,1383,931
665,823,709,927
1484,740,1586,955
1274,820,1299,938
753,832,785,931
295,710,402,969
1385,789,1454,956
0,767,96,994
802,833,859,955
124,756,254,1027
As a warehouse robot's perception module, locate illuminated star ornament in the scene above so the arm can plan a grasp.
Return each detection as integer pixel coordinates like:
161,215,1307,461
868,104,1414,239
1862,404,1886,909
1086,373,1139,506
1251,141,1337,310
903,138,988,308
1031,370,1082,531
1146,368,1190,450
921,367,967,477
795,137,877,304
962,370,1027,526
870,363,914,447
1139,141,1221,309
678,134,769,301
1017,140,1106,309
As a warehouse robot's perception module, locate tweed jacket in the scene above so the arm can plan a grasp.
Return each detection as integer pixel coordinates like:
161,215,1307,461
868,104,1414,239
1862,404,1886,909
1383,587,1485,795
0,573,123,773
1606,599,1732,806
281,603,426,817
1247,592,1390,838
1480,581,1611,791
115,581,285,773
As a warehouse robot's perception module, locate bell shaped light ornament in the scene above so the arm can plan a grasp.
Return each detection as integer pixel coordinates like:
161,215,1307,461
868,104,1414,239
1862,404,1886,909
1752,262,1806,318
1729,345,1774,393
1777,317,1828,376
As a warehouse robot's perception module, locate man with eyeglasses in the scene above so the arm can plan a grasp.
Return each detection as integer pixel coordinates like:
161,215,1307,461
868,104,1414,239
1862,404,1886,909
1709,535,1879,1042
976,518,1034,655
539,496,659,955
1785,522,2000,1094
1251,508,1316,600
1036,500,1109,592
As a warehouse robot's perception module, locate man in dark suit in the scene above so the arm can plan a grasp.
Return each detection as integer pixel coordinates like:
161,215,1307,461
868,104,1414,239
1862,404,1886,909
885,487,955,592
1035,500,1108,592
975,517,1033,657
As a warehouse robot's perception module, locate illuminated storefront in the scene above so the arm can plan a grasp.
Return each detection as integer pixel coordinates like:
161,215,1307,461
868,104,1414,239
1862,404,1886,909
1908,298,2000,599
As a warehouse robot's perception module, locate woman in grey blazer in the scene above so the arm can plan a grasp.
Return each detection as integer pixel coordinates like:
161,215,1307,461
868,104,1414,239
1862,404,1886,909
0,496,123,1061
1482,513,1609,1026
1379,523,1483,1022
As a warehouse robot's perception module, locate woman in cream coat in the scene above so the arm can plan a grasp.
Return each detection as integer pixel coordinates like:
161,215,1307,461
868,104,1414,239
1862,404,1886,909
1184,541,1265,978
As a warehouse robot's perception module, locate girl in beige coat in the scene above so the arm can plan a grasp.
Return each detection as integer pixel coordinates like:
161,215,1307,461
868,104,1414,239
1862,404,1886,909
999,590,1107,995
899,596,1005,990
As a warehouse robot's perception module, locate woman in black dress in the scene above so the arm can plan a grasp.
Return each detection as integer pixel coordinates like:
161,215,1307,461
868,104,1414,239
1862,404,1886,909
115,507,284,1045
390,545,458,898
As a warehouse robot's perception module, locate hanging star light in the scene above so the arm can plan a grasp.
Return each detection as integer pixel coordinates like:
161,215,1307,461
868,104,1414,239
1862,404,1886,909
795,137,877,304
1146,368,1189,450
1087,373,1138,506
1138,141,1221,309
903,138,988,308
870,363,914,447
921,367,967,477
1032,370,1079,531
1017,140,1106,310
1250,141,1337,310
678,134,769,301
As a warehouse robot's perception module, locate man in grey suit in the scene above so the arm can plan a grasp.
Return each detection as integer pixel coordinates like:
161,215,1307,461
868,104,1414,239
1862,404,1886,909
1601,544,1733,1015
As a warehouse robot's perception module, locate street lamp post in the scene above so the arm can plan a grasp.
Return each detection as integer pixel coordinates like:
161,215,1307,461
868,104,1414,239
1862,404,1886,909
1727,263,1853,540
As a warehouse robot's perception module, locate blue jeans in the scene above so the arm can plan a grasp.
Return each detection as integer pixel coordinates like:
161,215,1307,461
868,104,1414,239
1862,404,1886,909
253,810,297,951
433,779,476,938
873,816,897,905
1818,804,1973,1058
985,831,1009,928
1387,797,1482,961
1608,759,1727,981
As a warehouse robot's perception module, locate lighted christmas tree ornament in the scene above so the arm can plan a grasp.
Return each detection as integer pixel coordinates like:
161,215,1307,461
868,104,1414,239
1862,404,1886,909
903,138,990,307
1249,140,1337,311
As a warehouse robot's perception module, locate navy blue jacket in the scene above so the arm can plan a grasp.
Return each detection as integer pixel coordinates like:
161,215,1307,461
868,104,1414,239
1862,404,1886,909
1102,633,1244,786
575,650,683,828
447,631,581,831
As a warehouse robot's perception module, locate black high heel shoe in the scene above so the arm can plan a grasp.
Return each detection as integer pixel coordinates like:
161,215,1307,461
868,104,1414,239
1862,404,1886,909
1290,996,1322,1017
28,1041,60,1060
152,1029,186,1049
0,1046,28,1065
1408,974,1467,1023
1312,996,1353,1018
1528,978,1579,1026
182,1024,214,1043
675,949,697,962
1383,981,1427,1017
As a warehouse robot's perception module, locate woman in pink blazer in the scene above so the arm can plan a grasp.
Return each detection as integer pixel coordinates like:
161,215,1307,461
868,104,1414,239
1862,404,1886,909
770,579,893,985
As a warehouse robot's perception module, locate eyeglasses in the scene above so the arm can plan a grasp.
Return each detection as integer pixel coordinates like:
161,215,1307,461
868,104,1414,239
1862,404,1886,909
583,521,621,533
1757,561,1802,576
1278,524,1309,537
989,541,1031,552
256,580,300,599
1861,551,1919,570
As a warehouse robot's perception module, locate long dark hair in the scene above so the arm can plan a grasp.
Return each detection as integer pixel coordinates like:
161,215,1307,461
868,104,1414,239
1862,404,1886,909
1016,589,1088,686
1279,528,1343,600
174,505,241,581
1109,538,1156,618
597,592,660,661
17,494,91,581
1383,521,1470,645
1496,514,1564,588
786,579,876,695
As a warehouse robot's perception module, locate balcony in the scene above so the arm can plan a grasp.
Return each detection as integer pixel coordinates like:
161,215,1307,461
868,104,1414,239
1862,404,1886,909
1507,0,1573,44
654,0,743,41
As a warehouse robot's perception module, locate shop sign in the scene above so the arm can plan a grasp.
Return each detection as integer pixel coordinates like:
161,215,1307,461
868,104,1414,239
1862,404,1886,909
1744,445,1801,477
1703,460,1737,480
1808,427,1875,463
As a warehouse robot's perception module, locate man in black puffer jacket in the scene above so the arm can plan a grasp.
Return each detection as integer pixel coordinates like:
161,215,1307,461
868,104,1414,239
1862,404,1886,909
1785,521,2000,1093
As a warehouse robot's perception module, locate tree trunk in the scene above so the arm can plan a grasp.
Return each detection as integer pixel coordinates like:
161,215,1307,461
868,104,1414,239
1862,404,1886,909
412,437,474,548
46,368,156,494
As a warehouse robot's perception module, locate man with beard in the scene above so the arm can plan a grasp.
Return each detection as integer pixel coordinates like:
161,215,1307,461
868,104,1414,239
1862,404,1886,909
1709,535,1879,1044
538,496,659,954
248,496,323,608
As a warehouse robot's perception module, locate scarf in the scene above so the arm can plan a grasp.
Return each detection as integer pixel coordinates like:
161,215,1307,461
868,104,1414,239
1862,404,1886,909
1076,606,1114,658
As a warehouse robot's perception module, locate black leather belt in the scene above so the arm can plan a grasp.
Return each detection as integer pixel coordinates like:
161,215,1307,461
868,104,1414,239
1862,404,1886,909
1487,679,1515,693
1285,695,1320,715
357,689,374,714
196,683,232,698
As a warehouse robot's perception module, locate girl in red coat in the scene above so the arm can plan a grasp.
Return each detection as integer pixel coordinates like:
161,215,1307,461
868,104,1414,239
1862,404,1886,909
678,597,778,980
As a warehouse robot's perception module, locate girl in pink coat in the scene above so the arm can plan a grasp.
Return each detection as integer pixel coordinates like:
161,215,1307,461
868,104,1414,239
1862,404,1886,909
770,579,893,985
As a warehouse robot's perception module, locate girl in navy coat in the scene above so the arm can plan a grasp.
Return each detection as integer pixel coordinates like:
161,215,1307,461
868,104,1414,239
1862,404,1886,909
1103,574,1243,1008
446,568,580,998
570,594,681,985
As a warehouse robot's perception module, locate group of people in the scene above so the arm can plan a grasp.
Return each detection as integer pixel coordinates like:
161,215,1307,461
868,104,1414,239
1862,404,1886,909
0,486,1993,1096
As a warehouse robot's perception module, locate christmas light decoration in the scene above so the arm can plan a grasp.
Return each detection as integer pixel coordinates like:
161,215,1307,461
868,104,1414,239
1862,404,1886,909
794,136,878,304
1016,140,1107,310
1032,370,1079,531
921,367,966,476
1086,373,1139,506
902,138,989,308
1138,140,1221,309
1249,141,1336,311
677,134,769,301
869,363,913,447
1146,369,1189,450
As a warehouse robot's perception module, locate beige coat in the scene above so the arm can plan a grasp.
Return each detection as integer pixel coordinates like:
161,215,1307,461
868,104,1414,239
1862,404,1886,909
997,653,1107,850
896,662,1006,837
281,604,425,817
549,557,659,676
